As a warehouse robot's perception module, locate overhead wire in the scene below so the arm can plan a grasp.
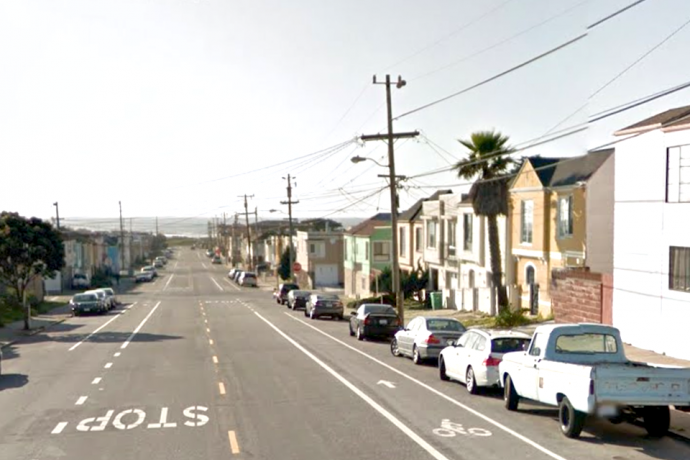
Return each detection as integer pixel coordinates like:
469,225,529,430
587,0,649,30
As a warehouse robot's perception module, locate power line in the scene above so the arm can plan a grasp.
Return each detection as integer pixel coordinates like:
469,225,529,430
587,0,649,30
383,0,517,71
395,33,587,120
412,0,589,81
545,14,690,135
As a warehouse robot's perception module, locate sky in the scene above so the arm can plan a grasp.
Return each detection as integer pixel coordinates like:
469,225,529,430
1,0,689,233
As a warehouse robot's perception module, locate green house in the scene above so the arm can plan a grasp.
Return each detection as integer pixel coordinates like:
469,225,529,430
343,213,391,299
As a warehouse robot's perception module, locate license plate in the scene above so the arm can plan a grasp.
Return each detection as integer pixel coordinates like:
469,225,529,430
84,308,90,312
597,405,618,417
379,319,388,325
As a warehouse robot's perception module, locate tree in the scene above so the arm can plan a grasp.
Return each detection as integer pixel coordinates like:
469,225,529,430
150,233,168,257
454,130,515,312
277,247,294,281
0,212,65,329
300,218,343,232
372,264,429,301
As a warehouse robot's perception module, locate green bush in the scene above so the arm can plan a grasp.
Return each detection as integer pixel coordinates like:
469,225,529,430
90,268,112,288
494,306,530,328
346,294,395,309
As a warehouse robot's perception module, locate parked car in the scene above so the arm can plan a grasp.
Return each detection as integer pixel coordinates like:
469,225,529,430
228,268,238,279
0,348,3,375
273,283,299,305
70,292,105,316
287,290,311,310
101,287,119,307
71,273,90,289
141,266,158,278
135,270,154,282
438,329,530,393
89,289,114,310
305,293,343,320
211,255,222,265
206,249,214,257
238,272,258,287
153,259,165,268
191,245,196,250
349,304,401,340
232,270,244,282
499,324,690,439
392,317,467,365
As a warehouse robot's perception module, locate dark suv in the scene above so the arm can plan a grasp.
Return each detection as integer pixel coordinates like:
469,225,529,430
274,283,299,305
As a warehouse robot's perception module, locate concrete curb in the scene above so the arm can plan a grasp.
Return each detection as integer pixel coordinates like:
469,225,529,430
0,316,70,350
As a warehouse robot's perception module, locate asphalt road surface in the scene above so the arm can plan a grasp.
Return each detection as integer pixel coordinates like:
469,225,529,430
2,249,690,460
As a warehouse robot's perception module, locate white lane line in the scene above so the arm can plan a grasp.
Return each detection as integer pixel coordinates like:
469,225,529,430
212,356,219,364
285,314,569,460
219,382,226,395
210,277,224,291
255,311,449,460
223,278,242,291
51,422,68,434
202,262,208,269
92,377,102,385
163,274,175,291
121,301,162,349
228,430,240,454
75,396,88,405
68,305,134,351
174,261,179,269
114,352,121,357
104,362,113,369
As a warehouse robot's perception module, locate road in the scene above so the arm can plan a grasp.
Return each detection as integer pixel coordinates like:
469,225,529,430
1,249,689,460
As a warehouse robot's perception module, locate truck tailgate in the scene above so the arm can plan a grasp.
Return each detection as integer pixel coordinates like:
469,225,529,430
594,363,690,406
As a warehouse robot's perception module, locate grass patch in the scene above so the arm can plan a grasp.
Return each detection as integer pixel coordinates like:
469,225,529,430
0,300,68,327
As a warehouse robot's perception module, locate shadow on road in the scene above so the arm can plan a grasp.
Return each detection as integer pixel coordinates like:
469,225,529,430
0,373,29,391
20,330,183,345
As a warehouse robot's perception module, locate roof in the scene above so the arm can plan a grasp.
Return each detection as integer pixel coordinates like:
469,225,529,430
549,149,613,187
615,105,690,135
345,212,391,236
399,190,452,222
528,157,561,186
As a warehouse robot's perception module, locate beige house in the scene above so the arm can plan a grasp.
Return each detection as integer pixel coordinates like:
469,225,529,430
508,150,614,316
295,229,344,288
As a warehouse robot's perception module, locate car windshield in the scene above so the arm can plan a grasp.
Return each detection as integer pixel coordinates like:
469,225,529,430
364,305,396,314
426,319,466,332
491,337,531,353
282,284,299,291
292,290,310,297
74,294,97,302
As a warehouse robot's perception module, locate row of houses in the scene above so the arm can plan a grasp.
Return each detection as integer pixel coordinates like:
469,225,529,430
243,105,690,361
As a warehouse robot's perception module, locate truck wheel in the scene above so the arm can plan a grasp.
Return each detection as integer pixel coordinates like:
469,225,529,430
559,396,586,438
504,375,519,411
643,406,670,437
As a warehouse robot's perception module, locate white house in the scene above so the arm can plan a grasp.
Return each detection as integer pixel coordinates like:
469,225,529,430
421,193,508,315
612,105,690,360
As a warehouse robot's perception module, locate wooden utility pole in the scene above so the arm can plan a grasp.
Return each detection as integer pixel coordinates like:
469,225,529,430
53,202,60,229
280,174,299,282
155,216,159,235
360,74,419,325
240,195,255,270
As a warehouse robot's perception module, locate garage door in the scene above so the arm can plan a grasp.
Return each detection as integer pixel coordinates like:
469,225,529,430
315,264,338,287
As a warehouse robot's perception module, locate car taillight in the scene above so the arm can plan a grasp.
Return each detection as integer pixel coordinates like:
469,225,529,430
424,334,441,345
363,316,371,325
482,356,501,367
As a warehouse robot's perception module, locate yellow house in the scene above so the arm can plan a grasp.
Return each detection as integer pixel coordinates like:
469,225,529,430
508,150,614,316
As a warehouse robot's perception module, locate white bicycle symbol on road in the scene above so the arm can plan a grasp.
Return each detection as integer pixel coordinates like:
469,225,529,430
432,419,492,437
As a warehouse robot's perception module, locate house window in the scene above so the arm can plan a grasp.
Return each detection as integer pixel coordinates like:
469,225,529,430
667,145,690,203
365,242,369,261
447,220,456,257
361,277,366,290
670,246,690,292
426,220,437,249
521,200,533,244
344,240,348,259
462,214,473,251
557,195,573,238
415,227,423,252
399,228,407,257
373,242,391,262
308,242,325,258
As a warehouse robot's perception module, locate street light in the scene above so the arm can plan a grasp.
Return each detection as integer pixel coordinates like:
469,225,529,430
350,156,388,168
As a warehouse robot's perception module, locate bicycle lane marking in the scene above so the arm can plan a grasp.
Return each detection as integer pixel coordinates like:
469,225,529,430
252,310,450,460
283,313,569,460
69,303,137,351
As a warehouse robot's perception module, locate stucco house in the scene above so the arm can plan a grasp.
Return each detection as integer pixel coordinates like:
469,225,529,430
294,229,344,288
343,213,391,299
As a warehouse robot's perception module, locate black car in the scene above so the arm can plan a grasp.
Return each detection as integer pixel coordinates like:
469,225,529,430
349,303,401,341
287,290,311,310
274,283,299,305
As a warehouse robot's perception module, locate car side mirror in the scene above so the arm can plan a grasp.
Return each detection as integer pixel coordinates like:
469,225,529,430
455,342,463,348
350,311,357,316
447,340,456,347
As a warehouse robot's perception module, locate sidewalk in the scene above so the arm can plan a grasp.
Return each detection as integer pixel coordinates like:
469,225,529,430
0,303,73,349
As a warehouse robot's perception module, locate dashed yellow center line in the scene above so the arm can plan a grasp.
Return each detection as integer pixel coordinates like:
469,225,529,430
212,356,219,364
219,382,226,395
209,339,214,345
228,431,240,454
206,327,211,333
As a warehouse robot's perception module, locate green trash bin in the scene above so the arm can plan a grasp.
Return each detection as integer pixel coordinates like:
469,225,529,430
430,291,443,310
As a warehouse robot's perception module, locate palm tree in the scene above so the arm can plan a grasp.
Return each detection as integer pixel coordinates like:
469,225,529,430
454,130,514,312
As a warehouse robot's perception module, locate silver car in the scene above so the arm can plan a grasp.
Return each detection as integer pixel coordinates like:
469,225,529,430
238,272,257,287
391,317,467,364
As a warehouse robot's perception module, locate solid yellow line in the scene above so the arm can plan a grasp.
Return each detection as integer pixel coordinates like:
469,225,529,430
228,430,240,454
212,356,218,364
219,382,226,395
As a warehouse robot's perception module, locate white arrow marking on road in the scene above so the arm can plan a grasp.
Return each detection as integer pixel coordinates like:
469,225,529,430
377,380,396,389
51,422,68,434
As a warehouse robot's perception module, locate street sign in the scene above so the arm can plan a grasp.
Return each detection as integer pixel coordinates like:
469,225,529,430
293,262,302,272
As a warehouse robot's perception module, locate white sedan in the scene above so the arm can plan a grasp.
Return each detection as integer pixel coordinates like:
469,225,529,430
438,329,531,394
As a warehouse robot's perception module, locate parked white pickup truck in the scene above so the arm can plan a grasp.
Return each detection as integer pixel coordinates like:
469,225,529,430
499,323,690,439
